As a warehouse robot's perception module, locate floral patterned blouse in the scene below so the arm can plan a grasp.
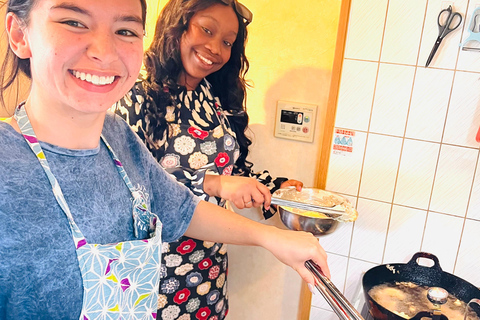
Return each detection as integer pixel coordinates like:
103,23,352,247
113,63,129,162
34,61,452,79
116,78,287,320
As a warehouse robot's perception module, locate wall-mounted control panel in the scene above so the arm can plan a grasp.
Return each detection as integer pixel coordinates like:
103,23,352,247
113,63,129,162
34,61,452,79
274,100,317,142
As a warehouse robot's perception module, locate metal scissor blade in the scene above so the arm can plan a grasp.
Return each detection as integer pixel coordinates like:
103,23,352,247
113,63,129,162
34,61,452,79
426,38,442,67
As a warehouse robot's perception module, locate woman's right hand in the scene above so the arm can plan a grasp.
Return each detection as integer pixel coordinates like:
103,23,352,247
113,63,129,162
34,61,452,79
204,175,272,210
261,225,331,282
186,201,331,286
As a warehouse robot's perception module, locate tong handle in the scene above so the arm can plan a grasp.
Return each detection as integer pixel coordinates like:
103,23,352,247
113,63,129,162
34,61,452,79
306,260,364,320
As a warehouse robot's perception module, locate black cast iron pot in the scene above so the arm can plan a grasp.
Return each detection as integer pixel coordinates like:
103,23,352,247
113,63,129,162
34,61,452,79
362,252,480,320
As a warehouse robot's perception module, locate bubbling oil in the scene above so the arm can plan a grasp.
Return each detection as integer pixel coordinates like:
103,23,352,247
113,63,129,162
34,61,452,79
368,282,479,320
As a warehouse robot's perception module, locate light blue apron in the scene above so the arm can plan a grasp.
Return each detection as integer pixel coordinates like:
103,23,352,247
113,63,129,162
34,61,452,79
15,103,163,320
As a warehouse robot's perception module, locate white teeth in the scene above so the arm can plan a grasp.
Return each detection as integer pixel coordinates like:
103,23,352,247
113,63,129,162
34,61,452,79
72,70,115,85
197,53,213,65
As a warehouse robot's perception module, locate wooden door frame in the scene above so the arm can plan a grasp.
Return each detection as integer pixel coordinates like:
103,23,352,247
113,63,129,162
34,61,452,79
298,0,352,318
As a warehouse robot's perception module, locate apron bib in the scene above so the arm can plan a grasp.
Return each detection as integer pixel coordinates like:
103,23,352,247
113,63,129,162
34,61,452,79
15,103,163,320
162,87,240,178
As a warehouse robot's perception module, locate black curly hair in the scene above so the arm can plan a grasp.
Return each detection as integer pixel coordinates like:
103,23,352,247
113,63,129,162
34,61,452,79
143,0,253,174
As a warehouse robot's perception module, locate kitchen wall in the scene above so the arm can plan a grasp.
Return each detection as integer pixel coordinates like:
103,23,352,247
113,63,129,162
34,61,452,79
226,0,341,319
310,0,480,318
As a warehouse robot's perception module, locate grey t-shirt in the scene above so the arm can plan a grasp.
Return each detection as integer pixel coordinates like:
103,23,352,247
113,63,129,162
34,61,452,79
0,112,200,319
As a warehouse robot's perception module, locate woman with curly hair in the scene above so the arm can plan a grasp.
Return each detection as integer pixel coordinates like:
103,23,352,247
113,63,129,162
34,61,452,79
116,0,304,318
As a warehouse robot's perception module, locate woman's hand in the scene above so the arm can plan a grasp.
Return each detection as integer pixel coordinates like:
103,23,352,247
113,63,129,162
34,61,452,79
204,175,272,210
280,179,304,191
262,226,330,283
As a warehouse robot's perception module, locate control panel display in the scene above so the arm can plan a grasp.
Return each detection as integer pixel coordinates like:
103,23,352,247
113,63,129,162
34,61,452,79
274,101,317,142
280,110,304,125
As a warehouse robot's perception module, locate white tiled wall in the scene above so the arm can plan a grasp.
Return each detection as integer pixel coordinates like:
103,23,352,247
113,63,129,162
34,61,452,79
311,0,480,318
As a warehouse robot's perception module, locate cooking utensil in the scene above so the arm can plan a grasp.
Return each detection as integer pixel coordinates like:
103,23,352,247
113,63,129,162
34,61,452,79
362,252,480,320
428,287,449,320
271,197,345,217
278,206,338,235
272,187,358,222
426,5,463,67
467,300,480,320
306,260,364,320
460,7,480,51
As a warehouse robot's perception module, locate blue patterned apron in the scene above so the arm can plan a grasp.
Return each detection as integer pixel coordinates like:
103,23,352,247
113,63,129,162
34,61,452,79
14,103,163,320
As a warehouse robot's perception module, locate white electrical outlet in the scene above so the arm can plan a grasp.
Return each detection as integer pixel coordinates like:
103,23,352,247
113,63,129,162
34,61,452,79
274,100,317,142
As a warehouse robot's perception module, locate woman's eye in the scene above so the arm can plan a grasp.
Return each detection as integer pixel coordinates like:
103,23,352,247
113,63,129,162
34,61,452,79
202,27,212,35
223,40,232,47
61,20,86,28
117,29,139,37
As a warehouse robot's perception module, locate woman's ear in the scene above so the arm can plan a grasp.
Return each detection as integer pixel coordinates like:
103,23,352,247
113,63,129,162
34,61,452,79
5,12,31,59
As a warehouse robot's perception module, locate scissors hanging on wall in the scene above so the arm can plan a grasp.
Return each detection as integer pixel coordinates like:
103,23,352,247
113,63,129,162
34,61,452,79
425,5,463,67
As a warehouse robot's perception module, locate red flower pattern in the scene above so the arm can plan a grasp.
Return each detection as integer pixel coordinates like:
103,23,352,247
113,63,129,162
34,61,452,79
196,307,211,320
198,258,213,270
173,288,191,304
188,127,209,140
208,265,220,279
177,239,197,255
221,165,233,176
214,152,229,167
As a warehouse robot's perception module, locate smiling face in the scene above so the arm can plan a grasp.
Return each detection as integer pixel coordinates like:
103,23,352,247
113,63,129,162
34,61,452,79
20,0,144,114
178,3,239,90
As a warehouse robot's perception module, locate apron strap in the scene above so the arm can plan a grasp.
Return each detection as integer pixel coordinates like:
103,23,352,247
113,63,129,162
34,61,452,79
14,103,146,243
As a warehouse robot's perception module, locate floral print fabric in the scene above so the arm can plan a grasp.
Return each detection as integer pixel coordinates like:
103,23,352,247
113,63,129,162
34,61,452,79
116,78,288,320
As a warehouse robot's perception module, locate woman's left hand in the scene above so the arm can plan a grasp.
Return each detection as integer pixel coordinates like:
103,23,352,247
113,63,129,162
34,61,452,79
280,179,303,191
204,175,272,210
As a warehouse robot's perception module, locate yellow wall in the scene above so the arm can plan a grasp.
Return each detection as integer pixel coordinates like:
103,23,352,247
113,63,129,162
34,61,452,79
145,0,163,50
241,0,340,125
224,1,341,319
236,0,340,188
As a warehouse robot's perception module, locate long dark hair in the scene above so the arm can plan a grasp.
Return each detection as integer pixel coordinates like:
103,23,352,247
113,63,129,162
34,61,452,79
0,0,148,110
144,0,253,174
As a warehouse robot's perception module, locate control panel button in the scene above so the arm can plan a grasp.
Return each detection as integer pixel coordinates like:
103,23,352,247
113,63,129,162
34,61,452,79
297,113,303,124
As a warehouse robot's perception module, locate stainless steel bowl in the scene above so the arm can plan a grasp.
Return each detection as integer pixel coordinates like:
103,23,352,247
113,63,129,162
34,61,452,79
278,206,339,236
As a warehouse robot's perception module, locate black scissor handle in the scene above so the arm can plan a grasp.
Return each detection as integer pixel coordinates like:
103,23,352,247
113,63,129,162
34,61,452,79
437,5,463,37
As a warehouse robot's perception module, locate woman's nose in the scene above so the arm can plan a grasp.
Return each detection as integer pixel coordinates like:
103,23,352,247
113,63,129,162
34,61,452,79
87,32,118,64
205,39,221,56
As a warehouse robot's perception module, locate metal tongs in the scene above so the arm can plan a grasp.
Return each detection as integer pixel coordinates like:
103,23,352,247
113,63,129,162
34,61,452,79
306,260,364,320
270,196,345,219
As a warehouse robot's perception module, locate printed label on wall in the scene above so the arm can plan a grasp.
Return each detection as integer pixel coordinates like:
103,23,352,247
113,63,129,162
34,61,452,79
333,128,354,156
